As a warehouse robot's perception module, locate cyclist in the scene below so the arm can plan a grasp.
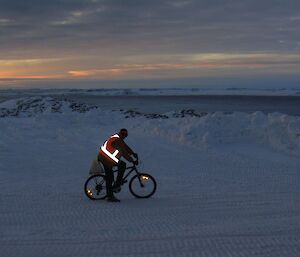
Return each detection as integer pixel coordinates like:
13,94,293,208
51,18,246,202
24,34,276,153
98,128,138,202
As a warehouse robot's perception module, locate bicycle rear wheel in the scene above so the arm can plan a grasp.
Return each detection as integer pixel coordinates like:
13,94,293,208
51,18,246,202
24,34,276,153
129,173,156,198
84,174,107,200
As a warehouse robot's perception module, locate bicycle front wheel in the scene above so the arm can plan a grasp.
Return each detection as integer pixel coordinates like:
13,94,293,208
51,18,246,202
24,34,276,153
84,174,107,200
129,173,156,198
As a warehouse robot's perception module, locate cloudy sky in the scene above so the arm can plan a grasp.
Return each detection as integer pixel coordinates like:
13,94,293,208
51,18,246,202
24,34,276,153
1,0,300,88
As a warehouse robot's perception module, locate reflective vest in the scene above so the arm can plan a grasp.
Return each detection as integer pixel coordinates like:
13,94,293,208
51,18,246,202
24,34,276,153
100,134,120,163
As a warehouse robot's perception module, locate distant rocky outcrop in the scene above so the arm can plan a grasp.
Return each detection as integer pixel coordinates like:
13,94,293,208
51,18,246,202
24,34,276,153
121,109,169,119
0,97,97,118
0,96,207,119
171,109,207,118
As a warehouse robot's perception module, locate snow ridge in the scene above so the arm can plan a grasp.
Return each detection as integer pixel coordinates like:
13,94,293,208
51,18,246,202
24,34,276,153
0,97,207,119
0,97,96,117
1,97,299,155
132,111,300,155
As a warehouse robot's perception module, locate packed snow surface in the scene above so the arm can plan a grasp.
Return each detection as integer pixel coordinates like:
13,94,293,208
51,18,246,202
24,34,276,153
0,96,299,257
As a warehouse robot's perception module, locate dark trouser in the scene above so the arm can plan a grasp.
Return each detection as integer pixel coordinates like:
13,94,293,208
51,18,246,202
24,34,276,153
115,161,126,187
103,161,126,198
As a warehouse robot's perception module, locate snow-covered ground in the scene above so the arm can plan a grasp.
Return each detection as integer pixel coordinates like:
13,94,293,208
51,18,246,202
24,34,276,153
0,96,300,257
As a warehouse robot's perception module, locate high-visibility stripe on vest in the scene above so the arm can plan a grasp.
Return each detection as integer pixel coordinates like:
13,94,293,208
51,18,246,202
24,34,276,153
100,134,120,163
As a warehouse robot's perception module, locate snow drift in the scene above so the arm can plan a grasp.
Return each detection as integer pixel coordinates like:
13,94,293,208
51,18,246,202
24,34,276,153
1,97,300,155
133,111,300,154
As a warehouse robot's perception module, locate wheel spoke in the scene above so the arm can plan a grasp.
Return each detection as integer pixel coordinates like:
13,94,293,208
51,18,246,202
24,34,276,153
129,173,156,198
84,175,107,200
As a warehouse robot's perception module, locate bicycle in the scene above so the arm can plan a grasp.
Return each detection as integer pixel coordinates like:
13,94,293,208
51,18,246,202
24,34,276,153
84,162,157,200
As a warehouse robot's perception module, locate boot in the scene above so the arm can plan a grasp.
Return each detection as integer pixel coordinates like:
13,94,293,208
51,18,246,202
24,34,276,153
106,195,120,202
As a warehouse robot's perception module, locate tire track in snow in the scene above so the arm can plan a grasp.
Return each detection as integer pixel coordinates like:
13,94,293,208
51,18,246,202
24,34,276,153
1,118,300,257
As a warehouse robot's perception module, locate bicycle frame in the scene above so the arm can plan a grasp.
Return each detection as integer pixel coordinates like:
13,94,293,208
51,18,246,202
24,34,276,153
84,162,156,200
113,165,140,182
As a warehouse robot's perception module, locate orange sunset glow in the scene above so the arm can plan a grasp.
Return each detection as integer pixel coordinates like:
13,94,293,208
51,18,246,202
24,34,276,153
1,53,300,82
0,1,300,88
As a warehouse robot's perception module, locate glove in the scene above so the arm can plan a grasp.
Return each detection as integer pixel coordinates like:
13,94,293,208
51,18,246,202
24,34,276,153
133,153,138,159
133,160,139,166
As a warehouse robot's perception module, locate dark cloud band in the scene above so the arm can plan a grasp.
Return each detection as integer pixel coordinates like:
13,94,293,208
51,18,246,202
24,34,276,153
0,0,300,58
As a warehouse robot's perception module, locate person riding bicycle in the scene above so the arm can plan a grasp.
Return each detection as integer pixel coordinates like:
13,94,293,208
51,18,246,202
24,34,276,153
98,128,138,202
